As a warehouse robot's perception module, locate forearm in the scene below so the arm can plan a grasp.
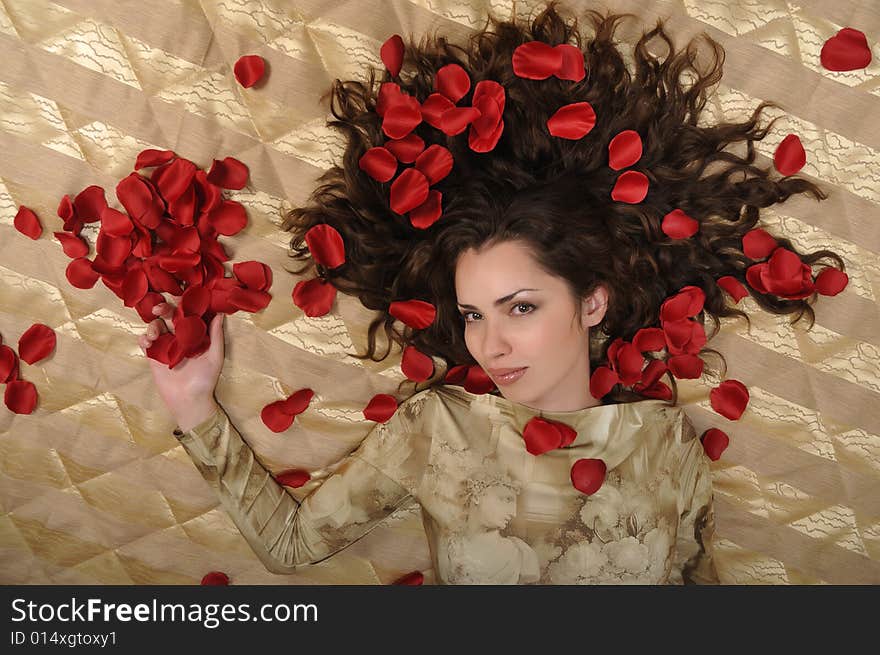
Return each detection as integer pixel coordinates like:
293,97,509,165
173,396,221,433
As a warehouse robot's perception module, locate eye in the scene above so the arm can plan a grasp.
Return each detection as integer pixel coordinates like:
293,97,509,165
459,302,535,323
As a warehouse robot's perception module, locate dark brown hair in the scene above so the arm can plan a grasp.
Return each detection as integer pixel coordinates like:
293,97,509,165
281,2,845,404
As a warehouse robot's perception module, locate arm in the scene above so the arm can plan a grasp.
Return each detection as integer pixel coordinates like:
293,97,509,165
670,417,721,585
173,392,432,574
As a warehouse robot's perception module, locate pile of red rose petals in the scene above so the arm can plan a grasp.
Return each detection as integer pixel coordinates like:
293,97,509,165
1,323,56,414
15,148,276,370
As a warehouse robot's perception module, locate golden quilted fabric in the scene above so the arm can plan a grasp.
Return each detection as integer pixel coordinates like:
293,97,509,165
0,0,878,584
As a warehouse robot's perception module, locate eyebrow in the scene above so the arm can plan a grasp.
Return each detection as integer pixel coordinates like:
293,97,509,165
456,288,540,310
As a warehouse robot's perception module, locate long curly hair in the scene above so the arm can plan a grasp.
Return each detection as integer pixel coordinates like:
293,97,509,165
280,2,845,405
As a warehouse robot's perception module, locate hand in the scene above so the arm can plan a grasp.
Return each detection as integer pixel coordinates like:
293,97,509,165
138,295,226,431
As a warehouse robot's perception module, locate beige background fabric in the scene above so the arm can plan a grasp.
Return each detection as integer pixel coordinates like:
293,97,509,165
0,0,878,585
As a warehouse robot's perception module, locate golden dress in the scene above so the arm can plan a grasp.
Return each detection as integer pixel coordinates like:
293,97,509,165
174,385,718,584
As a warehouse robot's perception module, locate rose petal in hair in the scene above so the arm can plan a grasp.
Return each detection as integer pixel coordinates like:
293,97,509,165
547,101,596,139
415,145,454,185
512,41,563,79
820,27,872,71
709,379,749,420
660,285,705,322
359,147,398,182
376,82,405,117
419,93,455,130
615,342,644,386
14,206,42,240
608,130,643,170
385,134,425,163
304,224,346,268
662,318,706,356
556,44,585,82
292,277,337,317
814,268,848,296
380,34,405,77
363,394,399,423
382,96,422,139
746,247,814,299
389,299,437,329
701,428,729,461
390,168,430,214
589,365,619,398
401,345,434,381
434,63,471,103
742,228,777,260
667,354,704,379
610,170,648,203
774,134,806,177
570,458,606,495
633,327,666,352
409,190,443,229
661,208,699,239
640,359,667,387
439,106,481,136
717,276,749,303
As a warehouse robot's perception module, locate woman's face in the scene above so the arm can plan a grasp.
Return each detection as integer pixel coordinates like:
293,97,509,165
454,239,607,412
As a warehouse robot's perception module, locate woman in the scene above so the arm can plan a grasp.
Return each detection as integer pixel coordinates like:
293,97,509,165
138,3,845,584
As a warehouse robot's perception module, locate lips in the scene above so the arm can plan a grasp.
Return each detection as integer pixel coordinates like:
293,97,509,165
488,367,526,376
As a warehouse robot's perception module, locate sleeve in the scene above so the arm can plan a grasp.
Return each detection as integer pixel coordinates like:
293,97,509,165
172,390,434,574
670,414,721,585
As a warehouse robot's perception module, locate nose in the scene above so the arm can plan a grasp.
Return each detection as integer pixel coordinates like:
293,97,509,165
480,318,510,359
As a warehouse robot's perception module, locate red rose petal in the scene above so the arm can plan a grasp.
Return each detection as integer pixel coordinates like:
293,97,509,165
774,134,806,177
463,365,495,395
174,315,207,352
556,43,585,82
261,400,296,432
207,157,249,190
470,95,501,138
146,332,175,365
54,231,89,258
633,380,673,401
444,365,469,385
434,63,470,103
401,345,434,381
608,130,643,170
0,345,19,383
208,200,248,236
420,92,456,130
292,277,337,316
280,388,313,416
814,268,848,296
547,102,596,139
380,34,405,77
409,189,443,229
363,394,399,423
66,258,100,289
359,147,398,182
522,417,564,455
116,174,159,226
57,194,75,222
742,228,777,260
589,365,618,398
18,323,56,365
633,327,666,352
227,287,271,312
304,223,346,268
661,208,699,239
153,157,197,204
383,101,422,139
135,149,175,169
660,286,706,322
121,267,148,307
570,458,606,495
232,261,272,291
414,145,454,185
667,354,704,379
820,27,872,72
200,571,229,585
701,428,729,461
392,571,424,585
717,276,749,303
14,206,42,240
376,82,404,117
512,41,563,79
640,359,667,387
100,207,134,237
234,54,265,88
73,185,107,223
276,469,311,488
616,342,644,386
390,168,430,215
135,292,164,323
181,285,212,316
5,379,37,414
157,252,200,273
388,299,436,329
438,106,481,136
709,379,750,420
385,134,425,164
610,170,649,203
